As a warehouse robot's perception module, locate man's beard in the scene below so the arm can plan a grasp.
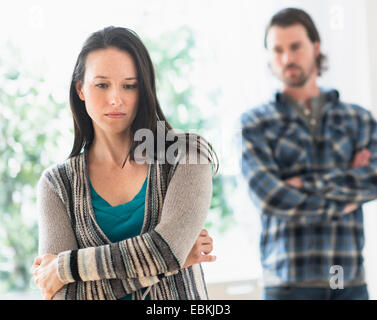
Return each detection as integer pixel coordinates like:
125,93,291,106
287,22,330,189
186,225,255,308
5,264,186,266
280,61,316,88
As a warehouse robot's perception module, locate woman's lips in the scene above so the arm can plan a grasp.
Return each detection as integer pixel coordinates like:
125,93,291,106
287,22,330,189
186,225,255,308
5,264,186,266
105,113,126,119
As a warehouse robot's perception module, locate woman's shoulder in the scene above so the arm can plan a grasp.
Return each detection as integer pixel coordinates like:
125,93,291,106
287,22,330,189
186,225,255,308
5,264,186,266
38,153,85,187
160,132,215,185
164,131,216,166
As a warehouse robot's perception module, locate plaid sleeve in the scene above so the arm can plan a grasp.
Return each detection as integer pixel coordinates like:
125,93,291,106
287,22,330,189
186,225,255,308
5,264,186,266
304,110,377,204
241,112,345,222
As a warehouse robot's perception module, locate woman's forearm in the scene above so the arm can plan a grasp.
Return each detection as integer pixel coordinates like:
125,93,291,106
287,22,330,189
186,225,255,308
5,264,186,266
57,162,213,284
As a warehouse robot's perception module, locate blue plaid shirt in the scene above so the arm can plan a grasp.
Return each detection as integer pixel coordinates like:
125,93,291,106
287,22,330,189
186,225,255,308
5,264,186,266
241,89,377,285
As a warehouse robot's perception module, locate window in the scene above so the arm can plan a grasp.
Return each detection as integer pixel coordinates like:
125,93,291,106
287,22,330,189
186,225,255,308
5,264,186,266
0,0,376,299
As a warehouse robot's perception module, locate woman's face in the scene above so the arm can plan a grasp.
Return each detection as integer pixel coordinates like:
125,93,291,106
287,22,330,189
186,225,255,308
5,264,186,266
76,47,139,137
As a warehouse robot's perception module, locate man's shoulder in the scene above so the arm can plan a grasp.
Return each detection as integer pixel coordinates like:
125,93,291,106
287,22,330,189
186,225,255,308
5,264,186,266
331,98,372,119
303,89,374,125
241,100,281,127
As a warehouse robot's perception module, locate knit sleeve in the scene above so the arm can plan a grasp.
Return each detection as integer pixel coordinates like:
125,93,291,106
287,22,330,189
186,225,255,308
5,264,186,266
57,161,213,284
37,173,78,255
37,171,162,299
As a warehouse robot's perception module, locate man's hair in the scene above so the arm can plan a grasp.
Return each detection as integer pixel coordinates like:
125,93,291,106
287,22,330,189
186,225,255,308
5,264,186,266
264,7,327,76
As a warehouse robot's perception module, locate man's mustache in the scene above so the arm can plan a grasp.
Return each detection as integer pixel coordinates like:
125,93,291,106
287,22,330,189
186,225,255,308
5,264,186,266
284,64,303,72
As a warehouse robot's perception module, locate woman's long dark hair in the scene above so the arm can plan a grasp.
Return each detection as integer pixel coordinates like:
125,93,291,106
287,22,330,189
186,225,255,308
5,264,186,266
69,26,218,174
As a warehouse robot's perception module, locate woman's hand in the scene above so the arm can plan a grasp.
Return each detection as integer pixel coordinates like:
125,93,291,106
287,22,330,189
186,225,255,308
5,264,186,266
183,229,216,269
32,229,215,295
32,253,64,300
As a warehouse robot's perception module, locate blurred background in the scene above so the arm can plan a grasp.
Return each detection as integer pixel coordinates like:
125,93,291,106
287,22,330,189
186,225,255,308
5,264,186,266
1,0,377,299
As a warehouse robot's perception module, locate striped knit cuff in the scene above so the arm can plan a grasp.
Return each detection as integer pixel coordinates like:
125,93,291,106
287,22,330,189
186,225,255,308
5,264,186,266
139,275,162,287
163,270,179,277
57,250,79,284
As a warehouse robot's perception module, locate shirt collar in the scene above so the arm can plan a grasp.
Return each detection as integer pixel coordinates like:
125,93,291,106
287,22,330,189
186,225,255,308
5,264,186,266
274,88,340,104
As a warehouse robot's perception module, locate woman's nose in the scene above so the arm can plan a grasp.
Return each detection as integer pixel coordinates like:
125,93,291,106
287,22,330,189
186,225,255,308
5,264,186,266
109,89,121,106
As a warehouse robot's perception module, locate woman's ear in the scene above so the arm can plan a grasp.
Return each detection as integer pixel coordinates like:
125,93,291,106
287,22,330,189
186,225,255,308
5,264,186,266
75,81,85,101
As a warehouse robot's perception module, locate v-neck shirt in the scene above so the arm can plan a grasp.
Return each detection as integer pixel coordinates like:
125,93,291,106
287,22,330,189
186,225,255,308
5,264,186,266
89,178,148,300
89,178,147,243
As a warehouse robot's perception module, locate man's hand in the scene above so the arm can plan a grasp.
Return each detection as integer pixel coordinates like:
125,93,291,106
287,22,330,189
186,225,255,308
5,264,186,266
352,148,371,168
344,203,358,214
343,149,371,213
285,149,370,213
285,176,304,189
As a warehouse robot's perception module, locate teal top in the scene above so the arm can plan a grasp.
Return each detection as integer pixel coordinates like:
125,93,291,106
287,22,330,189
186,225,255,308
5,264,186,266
89,178,148,300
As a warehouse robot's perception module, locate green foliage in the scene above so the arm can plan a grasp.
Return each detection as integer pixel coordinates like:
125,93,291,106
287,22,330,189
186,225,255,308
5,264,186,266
0,43,70,292
145,26,235,232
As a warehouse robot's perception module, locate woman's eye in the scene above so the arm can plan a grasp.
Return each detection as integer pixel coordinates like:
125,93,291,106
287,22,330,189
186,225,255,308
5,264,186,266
124,84,138,89
96,83,108,89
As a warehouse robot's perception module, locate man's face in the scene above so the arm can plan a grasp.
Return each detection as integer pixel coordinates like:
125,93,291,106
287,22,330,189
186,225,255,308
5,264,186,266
266,24,320,88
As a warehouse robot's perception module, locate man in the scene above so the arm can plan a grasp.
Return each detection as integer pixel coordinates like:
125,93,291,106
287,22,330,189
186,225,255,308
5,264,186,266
241,7,377,300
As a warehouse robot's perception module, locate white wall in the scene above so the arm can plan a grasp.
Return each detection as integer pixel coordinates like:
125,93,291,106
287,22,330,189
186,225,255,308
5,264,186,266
362,0,377,301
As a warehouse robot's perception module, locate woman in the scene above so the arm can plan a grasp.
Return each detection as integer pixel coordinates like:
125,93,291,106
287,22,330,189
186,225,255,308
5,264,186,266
32,26,218,300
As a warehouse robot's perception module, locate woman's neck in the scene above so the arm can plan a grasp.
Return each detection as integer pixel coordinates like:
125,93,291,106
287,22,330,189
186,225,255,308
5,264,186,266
89,129,131,168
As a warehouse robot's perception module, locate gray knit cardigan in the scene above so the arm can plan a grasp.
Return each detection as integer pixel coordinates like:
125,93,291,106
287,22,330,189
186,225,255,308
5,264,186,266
37,149,213,300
